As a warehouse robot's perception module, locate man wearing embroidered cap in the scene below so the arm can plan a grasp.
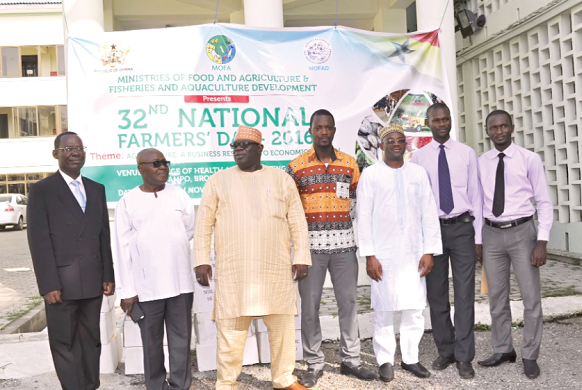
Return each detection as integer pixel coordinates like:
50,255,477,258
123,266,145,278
357,124,442,382
286,109,378,387
194,126,312,390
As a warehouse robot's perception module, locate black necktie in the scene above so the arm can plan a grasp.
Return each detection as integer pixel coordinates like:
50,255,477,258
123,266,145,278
492,153,505,217
438,145,454,214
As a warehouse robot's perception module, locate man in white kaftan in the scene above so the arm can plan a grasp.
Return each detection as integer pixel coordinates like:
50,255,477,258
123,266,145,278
113,149,196,390
357,124,442,382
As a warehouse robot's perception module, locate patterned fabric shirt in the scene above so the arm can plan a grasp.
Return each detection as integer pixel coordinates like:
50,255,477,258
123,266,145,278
286,146,360,254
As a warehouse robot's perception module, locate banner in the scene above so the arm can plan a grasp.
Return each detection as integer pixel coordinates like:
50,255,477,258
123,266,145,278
68,24,451,204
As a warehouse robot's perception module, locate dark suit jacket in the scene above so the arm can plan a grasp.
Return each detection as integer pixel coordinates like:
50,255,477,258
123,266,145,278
27,171,114,300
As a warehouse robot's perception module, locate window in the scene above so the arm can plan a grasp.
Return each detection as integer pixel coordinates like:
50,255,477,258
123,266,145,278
0,106,68,138
0,45,65,77
0,173,51,196
8,183,25,195
1,47,20,77
38,106,56,136
18,107,37,137
57,46,65,75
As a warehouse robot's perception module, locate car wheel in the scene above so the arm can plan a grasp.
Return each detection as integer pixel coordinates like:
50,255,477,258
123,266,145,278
416,125,422,132
14,217,23,231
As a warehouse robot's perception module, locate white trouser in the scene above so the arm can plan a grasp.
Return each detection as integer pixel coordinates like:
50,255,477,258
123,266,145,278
373,309,425,365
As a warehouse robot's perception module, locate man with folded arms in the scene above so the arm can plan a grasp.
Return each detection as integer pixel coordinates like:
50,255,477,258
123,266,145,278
357,124,442,382
113,148,196,390
477,110,552,379
411,102,482,379
194,126,312,390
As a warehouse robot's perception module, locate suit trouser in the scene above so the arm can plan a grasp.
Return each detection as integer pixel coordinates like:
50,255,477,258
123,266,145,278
373,309,425,365
138,293,193,390
216,314,296,390
483,219,542,360
298,250,360,370
426,221,476,362
45,295,102,390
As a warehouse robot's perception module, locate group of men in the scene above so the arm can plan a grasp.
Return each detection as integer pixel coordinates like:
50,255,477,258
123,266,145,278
26,102,552,390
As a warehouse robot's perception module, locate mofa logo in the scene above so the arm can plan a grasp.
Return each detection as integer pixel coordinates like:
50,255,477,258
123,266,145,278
206,35,236,65
98,41,130,67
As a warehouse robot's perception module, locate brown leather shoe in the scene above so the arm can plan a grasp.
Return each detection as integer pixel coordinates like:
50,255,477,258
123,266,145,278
275,381,309,390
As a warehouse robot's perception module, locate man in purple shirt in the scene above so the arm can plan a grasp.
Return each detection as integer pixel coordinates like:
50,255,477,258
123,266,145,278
476,109,553,379
411,103,482,379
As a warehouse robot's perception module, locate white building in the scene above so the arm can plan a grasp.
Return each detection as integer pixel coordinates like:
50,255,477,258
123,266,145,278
455,0,582,253
1,0,576,255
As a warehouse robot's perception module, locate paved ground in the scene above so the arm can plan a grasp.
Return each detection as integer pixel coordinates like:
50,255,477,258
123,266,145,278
0,229,39,331
319,261,582,316
2,229,582,388
3,319,582,389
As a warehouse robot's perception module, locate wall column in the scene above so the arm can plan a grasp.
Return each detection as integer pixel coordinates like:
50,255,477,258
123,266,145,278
416,0,458,135
243,0,283,28
374,1,407,33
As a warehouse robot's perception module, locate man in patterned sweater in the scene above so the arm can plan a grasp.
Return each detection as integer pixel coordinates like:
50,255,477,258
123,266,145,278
286,109,378,387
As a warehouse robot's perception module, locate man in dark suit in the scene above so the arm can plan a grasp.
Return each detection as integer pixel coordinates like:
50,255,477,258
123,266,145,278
27,132,115,390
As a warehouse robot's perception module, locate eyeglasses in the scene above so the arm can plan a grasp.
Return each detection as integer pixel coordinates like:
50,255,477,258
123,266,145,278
384,139,407,145
139,160,171,168
230,141,259,149
55,147,87,154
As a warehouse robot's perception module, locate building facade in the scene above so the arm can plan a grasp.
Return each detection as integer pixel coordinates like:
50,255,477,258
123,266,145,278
456,0,582,253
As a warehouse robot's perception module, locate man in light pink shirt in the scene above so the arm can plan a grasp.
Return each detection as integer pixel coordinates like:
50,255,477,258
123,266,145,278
476,109,553,380
411,102,482,379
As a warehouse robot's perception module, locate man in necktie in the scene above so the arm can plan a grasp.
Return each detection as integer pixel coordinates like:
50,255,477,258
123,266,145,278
27,132,115,390
476,110,553,379
411,103,482,379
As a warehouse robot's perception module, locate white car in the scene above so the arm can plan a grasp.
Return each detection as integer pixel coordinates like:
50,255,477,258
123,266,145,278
0,193,27,230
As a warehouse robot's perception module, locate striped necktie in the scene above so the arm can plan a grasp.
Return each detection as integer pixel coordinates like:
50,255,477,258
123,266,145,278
71,180,86,213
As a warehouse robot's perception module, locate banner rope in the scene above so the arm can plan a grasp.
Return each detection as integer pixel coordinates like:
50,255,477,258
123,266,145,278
439,0,451,30
334,0,339,28
214,0,220,24
62,0,70,35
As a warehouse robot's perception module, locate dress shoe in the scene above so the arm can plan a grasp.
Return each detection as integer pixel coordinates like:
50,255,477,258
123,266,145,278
523,359,540,379
432,355,455,370
401,362,431,378
299,368,323,388
340,363,379,380
477,349,517,367
456,361,475,379
379,363,394,382
275,381,309,390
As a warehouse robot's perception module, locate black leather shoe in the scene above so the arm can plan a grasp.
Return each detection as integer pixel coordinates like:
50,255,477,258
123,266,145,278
401,362,431,378
523,359,540,379
340,363,379,380
379,363,394,382
299,368,323,388
432,355,455,370
456,361,475,379
477,349,517,367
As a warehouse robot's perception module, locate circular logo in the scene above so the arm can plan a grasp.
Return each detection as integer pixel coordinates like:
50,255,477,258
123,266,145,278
304,38,332,64
206,35,236,64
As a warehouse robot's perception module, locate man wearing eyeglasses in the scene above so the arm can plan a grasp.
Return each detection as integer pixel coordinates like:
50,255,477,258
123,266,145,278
27,132,115,390
194,126,311,390
410,102,482,379
286,109,378,387
112,148,196,390
357,125,441,382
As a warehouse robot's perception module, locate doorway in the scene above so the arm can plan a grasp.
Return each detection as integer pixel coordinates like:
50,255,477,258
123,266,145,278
21,55,38,77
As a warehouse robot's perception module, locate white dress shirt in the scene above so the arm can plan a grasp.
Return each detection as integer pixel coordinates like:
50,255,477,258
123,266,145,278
59,170,87,200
